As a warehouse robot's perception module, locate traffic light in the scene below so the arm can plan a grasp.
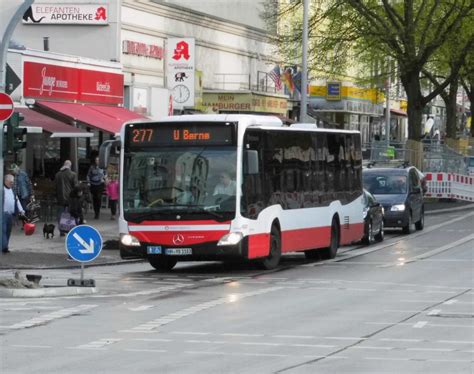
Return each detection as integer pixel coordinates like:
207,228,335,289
5,112,26,155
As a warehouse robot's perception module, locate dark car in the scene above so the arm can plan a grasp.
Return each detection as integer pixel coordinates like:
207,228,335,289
363,166,425,234
362,189,384,244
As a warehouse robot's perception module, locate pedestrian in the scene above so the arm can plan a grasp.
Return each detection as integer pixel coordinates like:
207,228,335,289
106,174,119,220
54,160,78,236
68,185,85,225
3,174,25,254
10,163,33,212
87,157,106,219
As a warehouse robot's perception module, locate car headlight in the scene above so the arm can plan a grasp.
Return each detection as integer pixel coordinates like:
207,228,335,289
391,204,406,212
217,232,243,246
120,234,141,246
363,207,368,219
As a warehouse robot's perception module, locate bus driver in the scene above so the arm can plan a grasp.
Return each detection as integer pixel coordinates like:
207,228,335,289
213,172,236,196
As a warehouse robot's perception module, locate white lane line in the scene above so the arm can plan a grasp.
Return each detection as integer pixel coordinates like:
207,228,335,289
186,340,226,344
379,338,421,343
128,305,154,312
274,335,316,339
171,331,211,336
185,351,288,357
220,333,264,337
11,345,52,349
125,349,167,353
123,287,282,333
408,348,454,352
133,338,172,342
437,340,474,345
7,304,97,330
352,346,393,350
443,300,458,305
413,321,428,328
74,338,122,350
365,357,409,362
324,336,366,341
92,284,188,298
428,309,441,316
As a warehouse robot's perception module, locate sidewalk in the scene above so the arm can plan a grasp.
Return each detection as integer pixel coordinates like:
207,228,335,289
0,200,473,271
0,209,140,270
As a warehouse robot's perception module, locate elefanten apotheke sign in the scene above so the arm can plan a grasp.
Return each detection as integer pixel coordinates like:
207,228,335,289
23,61,123,105
22,3,108,25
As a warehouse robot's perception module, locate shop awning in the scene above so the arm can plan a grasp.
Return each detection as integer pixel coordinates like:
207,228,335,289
37,101,146,134
390,108,407,117
15,108,92,138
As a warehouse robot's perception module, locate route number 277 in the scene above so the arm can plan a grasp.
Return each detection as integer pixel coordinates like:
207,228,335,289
132,129,154,143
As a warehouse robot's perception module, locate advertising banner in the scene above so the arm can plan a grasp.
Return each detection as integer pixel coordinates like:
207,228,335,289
23,61,124,105
166,38,195,108
22,3,108,25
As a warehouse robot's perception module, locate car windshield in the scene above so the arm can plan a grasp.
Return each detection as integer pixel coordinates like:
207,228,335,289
123,146,237,221
363,174,407,195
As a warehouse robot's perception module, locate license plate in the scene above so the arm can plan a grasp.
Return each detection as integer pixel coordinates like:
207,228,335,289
147,246,162,254
165,248,192,256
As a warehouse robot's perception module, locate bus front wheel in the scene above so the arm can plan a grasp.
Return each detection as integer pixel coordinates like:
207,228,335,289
258,226,281,270
148,256,178,271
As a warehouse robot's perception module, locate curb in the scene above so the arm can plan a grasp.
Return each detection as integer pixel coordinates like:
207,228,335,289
0,258,144,271
0,286,98,298
425,204,474,215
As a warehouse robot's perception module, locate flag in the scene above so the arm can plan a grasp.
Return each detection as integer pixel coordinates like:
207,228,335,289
292,71,302,94
268,65,282,90
282,68,295,94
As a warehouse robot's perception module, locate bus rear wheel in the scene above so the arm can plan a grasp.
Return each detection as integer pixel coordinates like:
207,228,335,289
321,219,339,259
258,226,281,270
148,256,177,271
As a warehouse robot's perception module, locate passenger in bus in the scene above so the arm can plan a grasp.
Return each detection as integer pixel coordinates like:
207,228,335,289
213,172,236,196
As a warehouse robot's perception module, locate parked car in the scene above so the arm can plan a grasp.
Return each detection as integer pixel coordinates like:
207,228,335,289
362,189,384,244
363,166,424,234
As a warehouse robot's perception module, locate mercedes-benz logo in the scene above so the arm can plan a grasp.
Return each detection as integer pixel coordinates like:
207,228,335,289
172,234,184,245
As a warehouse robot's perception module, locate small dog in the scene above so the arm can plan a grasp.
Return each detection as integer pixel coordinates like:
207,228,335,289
43,223,55,239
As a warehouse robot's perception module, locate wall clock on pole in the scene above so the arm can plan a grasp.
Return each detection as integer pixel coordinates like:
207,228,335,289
173,84,190,104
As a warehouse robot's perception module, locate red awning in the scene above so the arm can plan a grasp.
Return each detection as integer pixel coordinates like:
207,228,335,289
390,108,407,117
37,101,146,134
15,108,92,138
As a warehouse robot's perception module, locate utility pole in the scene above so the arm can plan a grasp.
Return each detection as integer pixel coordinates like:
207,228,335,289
300,0,309,121
385,58,391,148
0,0,35,250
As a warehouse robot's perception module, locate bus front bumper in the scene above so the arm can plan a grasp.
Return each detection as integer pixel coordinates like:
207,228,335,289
120,237,249,261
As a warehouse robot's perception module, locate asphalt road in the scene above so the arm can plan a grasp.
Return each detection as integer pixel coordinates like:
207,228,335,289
0,209,473,373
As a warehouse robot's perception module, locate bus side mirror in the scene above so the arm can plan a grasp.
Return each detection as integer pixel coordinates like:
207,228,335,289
99,139,120,169
244,150,259,175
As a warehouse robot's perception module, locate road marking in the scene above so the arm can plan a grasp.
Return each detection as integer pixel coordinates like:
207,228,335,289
128,305,154,312
443,299,458,305
352,346,393,350
220,333,264,337
364,357,409,362
428,309,441,316
437,340,474,345
379,338,421,343
125,348,167,353
75,338,122,350
123,287,282,333
171,331,210,336
11,345,52,349
413,321,428,328
7,304,97,330
133,338,172,342
408,347,454,352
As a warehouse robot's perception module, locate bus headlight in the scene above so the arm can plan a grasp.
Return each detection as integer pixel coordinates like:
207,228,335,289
391,204,405,212
363,207,368,219
121,234,141,247
217,232,243,246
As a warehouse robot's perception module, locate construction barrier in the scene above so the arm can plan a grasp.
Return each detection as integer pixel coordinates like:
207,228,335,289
425,172,474,202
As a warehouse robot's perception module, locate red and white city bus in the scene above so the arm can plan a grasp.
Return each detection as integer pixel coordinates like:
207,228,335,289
105,114,364,271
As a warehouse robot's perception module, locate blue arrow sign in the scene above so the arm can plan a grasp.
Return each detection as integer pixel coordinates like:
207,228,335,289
66,225,103,262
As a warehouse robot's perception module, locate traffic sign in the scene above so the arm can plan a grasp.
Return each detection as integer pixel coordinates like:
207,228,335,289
6,63,21,95
66,225,103,262
0,92,14,121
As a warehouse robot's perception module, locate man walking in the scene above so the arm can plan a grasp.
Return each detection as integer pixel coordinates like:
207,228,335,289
54,160,78,236
3,174,25,254
87,157,106,219
10,163,33,212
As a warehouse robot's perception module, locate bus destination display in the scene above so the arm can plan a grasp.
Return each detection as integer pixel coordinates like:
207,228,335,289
126,123,234,147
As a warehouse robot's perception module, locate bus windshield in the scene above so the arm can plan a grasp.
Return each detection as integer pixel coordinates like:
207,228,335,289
123,146,237,222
